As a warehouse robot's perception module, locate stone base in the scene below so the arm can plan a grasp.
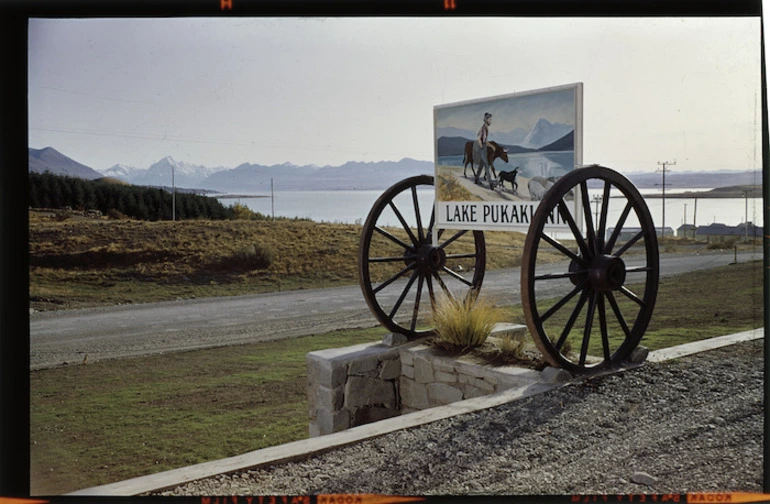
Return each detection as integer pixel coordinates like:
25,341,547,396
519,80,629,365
307,323,569,437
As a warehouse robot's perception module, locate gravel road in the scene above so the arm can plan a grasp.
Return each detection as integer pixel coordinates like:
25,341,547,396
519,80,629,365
30,251,761,370
159,338,764,496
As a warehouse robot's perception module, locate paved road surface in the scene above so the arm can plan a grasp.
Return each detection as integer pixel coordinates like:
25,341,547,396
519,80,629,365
29,251,761,370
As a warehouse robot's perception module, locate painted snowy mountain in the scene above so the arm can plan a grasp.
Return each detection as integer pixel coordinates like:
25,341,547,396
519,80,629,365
436,126,528,147
521,118,573,149
436,118,571,154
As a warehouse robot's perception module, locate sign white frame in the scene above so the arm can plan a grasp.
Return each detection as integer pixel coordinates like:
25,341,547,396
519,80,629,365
433,83,584,235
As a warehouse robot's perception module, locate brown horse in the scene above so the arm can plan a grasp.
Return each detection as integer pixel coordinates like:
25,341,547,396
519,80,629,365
462,140,509,182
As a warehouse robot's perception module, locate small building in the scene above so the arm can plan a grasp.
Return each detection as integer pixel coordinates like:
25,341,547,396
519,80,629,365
695,222,762,243
677,224,697,239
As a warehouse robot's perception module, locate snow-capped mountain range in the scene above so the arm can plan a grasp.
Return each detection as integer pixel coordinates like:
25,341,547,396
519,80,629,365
28,147,761,193
29,147,434,192
102,156,224,189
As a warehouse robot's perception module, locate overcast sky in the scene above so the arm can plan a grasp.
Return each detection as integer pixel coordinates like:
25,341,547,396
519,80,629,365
28,16,761,174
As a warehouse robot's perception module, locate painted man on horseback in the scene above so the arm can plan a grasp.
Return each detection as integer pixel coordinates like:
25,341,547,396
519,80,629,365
473,112,496,189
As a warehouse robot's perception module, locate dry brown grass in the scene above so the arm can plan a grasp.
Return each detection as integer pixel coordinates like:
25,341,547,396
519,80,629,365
436,171,478,202
28,210,563,311
430,292,506,351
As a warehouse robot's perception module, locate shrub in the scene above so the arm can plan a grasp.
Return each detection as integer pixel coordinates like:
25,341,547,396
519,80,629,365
108,209,128,220
431,291,505,352
228,242,274,270
495,332,525,359
707,238,737,250
54,209,72,221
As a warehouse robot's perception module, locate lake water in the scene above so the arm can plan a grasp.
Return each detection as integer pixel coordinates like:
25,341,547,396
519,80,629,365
219,186,763,234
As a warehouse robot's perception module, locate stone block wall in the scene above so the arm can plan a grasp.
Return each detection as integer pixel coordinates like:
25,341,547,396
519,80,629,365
307,341,402,437
399,342,542,412
307,324,565,437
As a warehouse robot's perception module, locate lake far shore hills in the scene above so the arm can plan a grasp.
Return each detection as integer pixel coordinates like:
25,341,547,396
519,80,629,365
29,146,761,195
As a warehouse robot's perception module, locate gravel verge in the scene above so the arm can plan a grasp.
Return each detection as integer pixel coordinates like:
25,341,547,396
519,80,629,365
159,339,764,495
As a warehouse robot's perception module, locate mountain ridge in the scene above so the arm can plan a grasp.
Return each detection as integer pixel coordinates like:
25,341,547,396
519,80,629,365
28,146,760,192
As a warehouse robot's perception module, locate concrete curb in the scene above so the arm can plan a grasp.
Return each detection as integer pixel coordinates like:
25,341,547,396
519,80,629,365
646,327,763,362
67,327,764,496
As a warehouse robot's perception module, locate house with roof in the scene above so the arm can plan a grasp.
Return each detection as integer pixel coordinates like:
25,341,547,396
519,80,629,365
695,222,762,242
676,224,697,239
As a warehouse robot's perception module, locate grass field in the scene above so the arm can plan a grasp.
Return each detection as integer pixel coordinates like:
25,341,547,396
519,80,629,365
30,259,763,495
29,209,531,311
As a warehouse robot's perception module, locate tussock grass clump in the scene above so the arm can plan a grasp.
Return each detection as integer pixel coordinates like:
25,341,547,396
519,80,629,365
496,332,525,358
225,243,275,271
476,333,545,367
431,291,505,352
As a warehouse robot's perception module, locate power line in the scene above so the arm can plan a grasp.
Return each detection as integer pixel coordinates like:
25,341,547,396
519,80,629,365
29,125,376,156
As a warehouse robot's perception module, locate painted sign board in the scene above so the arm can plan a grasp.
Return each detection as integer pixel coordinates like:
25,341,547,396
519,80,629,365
433,82,583,232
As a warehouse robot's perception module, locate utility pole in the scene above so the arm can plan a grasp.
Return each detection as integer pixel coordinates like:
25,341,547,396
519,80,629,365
271,178,275,221
743,190,748,243
693,197,697,237
592,194,602,223
657,160,675,238
172,164,175,221
683,203,687,237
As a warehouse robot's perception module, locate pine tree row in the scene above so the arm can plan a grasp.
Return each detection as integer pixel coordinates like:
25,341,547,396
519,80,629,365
29,171,232,221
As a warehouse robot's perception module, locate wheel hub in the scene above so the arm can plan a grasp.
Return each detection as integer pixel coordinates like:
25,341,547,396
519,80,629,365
588,254,626,292
413,244,446,273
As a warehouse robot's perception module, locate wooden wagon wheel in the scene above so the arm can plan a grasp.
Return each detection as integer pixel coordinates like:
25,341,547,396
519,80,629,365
358,175,486,339
521,165,659,373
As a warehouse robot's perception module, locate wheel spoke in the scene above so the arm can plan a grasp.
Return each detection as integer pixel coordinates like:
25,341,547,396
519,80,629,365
613,230,645,257
541,233,588,267
439,229,468,249
605,291,632,338
432,271,453,298
441,266,474,287
554,288,590,351
540,280,587,323
411,186,425,243
427,274,436,309
619,286,646,307
426,207,436,243
580,181,597,255
410,274,425,331
603,201,633,254
598,293,611,361
445,252,478,260
558,199,592,260
374,226,413,251
625,265,653,274
579,290,598,366
534,270,587,281
388,269,421,319
369,254,417,263
596,181,611,253
372,262,417,295
388,201,419,247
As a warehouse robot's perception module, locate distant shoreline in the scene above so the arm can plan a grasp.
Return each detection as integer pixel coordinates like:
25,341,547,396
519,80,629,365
214,194,270,199
641,184,761,199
